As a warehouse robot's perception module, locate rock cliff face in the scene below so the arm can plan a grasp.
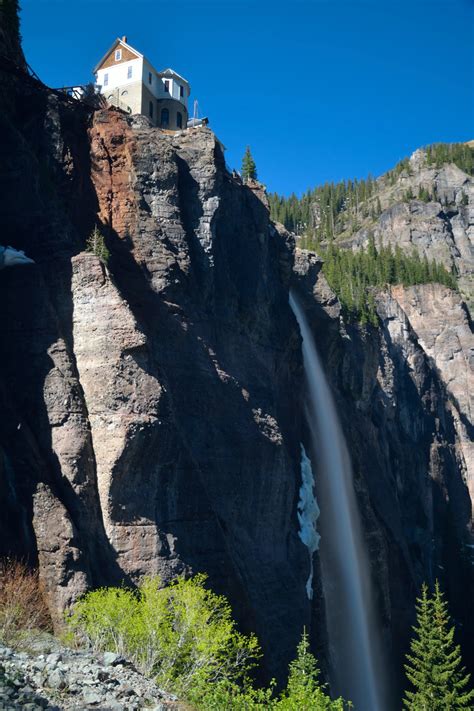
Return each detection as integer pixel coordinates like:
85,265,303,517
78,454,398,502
0,70,309,679
293,252,474,686
340,153,474,306
0,38,473,698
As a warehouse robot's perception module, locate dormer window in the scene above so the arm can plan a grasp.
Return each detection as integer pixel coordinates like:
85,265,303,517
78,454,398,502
115,48,122,61
127,65,133,79
164,80,170,92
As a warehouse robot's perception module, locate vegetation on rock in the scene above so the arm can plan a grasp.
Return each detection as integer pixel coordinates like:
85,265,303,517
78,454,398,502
242,146,258,183
86,226,110,265
268,142,473,242
403,582,474,710
69,576,350,709
269,176,378,240
425,143,474,175
317,237,456,326
68,574,260,697
0,559,51,647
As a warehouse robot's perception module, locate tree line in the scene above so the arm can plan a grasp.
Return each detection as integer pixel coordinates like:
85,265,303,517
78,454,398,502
268,176,380,241
313,238,457,326
268,143,474,240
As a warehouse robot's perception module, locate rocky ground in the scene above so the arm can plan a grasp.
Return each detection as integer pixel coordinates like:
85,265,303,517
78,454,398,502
0,636,182,711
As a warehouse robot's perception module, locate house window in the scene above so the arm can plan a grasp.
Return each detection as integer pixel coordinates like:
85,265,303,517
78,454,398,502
160,108,169,127
148,72,152,85
177,112,182,129
180,85,184,97
115,49,122,61
149,101,154,118
104,73,109,86
164,80,170,92
127,65,133,79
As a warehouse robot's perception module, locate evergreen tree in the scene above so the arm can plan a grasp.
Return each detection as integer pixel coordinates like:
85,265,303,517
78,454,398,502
86,226,110,265
403,582,474,710
277,630,347,710
241,146,257,183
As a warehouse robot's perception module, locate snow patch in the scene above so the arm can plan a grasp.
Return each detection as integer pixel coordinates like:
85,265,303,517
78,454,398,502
0,246,35,269
297,443,320,600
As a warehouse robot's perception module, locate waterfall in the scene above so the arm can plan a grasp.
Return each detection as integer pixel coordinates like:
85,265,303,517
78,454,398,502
290,291,385,711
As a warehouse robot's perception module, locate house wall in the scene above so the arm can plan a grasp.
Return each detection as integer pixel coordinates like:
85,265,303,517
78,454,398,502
96,58,143,93
156,98,188,131
141,84,157,123
103,82,143,115
142,60,189,110
100,44,139,69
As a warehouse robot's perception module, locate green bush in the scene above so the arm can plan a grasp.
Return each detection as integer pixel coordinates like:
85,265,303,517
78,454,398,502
68,574,260,696
69,577,351,708
190,630,348,710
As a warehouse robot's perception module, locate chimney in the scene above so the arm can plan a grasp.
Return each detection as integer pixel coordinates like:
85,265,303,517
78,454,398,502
121,35,127,43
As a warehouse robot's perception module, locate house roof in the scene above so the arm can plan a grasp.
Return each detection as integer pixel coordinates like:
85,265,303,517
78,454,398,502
93,38,143,74
160,68,190,87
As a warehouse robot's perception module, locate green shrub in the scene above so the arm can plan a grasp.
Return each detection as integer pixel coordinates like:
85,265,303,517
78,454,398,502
70,578,352,708
68,574,260,696
190,678,275,710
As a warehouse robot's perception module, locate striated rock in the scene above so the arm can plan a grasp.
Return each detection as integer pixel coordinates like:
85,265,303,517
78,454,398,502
32,484,90,627
340,160,474,306
292,262,474,691
390,284,474,508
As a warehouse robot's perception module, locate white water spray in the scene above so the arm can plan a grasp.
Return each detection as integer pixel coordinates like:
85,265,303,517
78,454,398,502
290,291,386,711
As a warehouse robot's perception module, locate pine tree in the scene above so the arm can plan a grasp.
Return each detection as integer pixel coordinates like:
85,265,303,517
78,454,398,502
403,582,474,710
277,630,347,710
241,146,257,183
86,226,110,265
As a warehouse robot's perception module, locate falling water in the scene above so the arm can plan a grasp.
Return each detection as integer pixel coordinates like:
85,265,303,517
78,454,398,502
290,291,386,711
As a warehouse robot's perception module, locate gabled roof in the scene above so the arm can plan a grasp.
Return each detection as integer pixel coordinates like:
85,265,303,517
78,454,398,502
93,38,143,74
160,67,190,87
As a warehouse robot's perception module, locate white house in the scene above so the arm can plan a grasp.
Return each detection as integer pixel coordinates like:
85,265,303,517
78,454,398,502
94,37,191,130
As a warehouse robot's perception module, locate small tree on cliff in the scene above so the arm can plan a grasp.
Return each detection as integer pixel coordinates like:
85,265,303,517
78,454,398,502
241,146,257,183
403,582,474,710
86,226,110,265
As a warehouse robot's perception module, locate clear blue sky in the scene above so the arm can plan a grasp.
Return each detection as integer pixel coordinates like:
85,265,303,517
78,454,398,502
21,0,473,195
